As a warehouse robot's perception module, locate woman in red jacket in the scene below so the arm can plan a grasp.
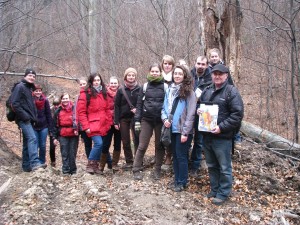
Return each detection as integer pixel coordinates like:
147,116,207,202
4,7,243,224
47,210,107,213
53,93,79,175
77,73,112,174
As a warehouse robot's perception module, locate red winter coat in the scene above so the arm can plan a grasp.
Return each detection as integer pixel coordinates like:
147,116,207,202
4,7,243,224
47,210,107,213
54,102,77,137
77,88,112,137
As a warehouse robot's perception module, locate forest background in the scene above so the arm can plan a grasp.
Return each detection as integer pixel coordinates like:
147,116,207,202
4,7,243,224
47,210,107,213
0,0,299,144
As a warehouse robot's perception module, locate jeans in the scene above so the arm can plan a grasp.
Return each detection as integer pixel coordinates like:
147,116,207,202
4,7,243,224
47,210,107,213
133,119,164,172
119,118,139,163
102,125,121,165
80,131,92,158
34,128,48,164
88,136,103,160
190,115,203,171
234,131,242,143
171,133,193,187
49,135,56,163
59,136,79,174
203,136,233,200
18,121,42,171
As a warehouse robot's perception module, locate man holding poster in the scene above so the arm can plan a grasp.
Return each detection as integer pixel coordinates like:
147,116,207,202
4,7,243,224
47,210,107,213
198,64,244,205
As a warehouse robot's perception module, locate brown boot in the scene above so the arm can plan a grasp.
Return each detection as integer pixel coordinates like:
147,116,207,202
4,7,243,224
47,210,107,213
112,151,121,171
99,153,108,172
164,151,172,165
86,160,95,174
93,160,103,175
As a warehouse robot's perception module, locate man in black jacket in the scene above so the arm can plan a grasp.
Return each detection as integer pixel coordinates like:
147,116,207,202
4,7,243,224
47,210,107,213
199,64,244,205
190,56,212,177
11,68,46,172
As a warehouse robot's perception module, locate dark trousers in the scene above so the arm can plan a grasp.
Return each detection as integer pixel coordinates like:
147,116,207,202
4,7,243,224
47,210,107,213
102,125,122,165
59,136,79,174
133,119,164,172
80,131,92,158
49,135,56,163
119,118,139,163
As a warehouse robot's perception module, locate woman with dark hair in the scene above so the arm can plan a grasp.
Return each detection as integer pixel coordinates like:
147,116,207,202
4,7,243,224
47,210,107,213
53,93,79,175
161,65,196,192
132,63,166,180
77,73,112,174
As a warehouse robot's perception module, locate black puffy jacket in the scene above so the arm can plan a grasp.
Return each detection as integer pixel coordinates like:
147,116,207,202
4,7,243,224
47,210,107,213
135,81,165,123
10,79,37,124
200,81,244,139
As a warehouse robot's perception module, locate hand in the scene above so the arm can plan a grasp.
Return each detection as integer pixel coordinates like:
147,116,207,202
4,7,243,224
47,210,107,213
74,130,78,136
54,139,59,146
197,108,203,115
164,120,171,128
114,124,120,130
211,125,221,134
131,108,136,114
85,129,91,134
181,135,188,143
134,122,141,132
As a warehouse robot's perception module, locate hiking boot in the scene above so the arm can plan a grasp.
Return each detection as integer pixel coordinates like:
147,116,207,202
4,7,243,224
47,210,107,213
86,160,95,174
212,198,227,205
190,169,198,178
206,192,216,198
32,163,47,171
133,171,143,180
173,184,187,192
99,153,108,172
152,169,162,180
167,181,176,189
122,163,133,171
164,152,172,165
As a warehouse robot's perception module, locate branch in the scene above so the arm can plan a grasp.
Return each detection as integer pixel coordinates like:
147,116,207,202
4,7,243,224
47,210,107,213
0,72,77,81
243,56,291,73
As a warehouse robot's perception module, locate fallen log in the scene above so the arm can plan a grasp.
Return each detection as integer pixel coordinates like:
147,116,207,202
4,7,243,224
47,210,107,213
240,121,300,151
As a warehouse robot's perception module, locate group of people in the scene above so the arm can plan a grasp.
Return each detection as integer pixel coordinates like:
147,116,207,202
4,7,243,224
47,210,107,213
10,48,244,205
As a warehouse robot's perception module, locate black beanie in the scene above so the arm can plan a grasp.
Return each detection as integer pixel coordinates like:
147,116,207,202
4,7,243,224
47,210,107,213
24,68,36,77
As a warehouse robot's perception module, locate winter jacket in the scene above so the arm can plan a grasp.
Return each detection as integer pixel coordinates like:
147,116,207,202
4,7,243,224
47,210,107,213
114,85,140,125
53,103,77,138
10,79,37,124
191,67,212,91
161,88,196,136
33,95,54,133
135,81,165,123
77,88,112,137
200,80,244,139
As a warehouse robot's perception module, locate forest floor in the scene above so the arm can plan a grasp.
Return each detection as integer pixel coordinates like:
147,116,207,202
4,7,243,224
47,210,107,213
0,118,299,224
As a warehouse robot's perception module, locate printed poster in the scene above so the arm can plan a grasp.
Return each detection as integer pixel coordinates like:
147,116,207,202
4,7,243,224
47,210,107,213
198,104,219,132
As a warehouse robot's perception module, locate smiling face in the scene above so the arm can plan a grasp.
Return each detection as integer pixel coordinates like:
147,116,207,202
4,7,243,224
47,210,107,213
173,68,184,85
33,88,42,98
109,78,119,91
126,72,136,83
93,75,101,88
212,71,228,89
209,51,221,65
195,57,208,75
79,79,87,89
24,74,36,84
162,60,173,74
61,94,70,106
149,66,161,77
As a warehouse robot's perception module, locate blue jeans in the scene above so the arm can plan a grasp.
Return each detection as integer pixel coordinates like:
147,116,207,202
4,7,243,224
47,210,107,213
203,136,233,200
34,128,48,164
102,125,121,165
234,131,242,143
171,133,193,187
88,136,103,160
18,121,42,171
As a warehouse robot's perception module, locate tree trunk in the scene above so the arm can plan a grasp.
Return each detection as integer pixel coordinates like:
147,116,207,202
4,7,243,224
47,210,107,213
88,0,98,74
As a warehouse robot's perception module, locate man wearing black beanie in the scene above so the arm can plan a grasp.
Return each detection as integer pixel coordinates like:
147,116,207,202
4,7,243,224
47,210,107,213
10,68,47,172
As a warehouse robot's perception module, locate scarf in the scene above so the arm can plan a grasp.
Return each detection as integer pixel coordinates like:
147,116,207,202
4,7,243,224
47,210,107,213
124,80,137,90
162,71,172,82
34,95,46,110
61,101,73,112
93,85,102,93
168,83,181,114
147,74,164,83
107,86,118,98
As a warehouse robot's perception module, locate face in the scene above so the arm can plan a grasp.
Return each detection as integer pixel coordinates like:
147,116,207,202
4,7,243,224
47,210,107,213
195,57,208,75
212,71,228,88
173,68,184,85
163,61,173,73
79,79,87,88
210,52,221,64
149,66,161,77
24,74,36,83
109,78,119,91
126,72,136,83
93,75,101,87
33,88,42,98
61,94,70,106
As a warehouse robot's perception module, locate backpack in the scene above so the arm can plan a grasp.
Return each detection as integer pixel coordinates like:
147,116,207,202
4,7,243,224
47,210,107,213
6,82,20,122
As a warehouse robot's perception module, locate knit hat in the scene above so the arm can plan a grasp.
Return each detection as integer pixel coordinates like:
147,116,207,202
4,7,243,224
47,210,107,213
124,67,137,80
24,68,36,77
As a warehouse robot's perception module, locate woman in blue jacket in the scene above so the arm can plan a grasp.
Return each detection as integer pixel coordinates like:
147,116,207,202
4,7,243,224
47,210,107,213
161,65,196,192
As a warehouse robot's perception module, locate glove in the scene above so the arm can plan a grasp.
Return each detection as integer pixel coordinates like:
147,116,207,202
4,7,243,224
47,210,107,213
135,122,141,133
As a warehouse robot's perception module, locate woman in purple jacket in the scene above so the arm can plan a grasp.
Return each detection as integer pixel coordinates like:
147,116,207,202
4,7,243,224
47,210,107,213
32,84,53,165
